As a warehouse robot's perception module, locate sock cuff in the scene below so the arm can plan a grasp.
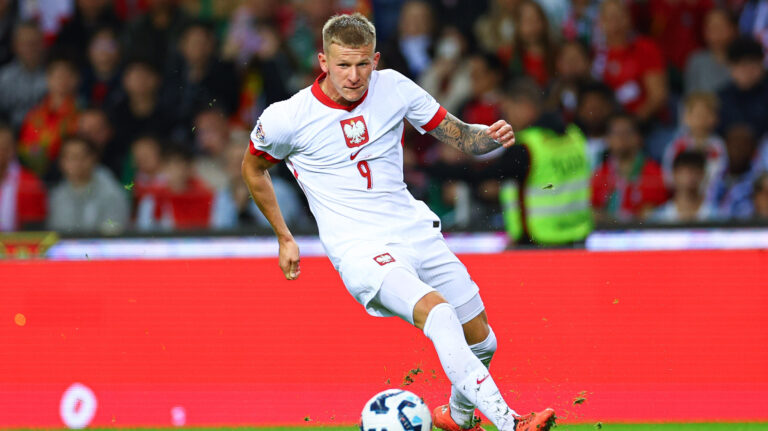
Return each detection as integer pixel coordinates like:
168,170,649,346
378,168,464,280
423,302,457,339
470,327,497,353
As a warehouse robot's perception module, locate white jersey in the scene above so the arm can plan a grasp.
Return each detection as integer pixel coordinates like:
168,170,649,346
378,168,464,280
250,69,447,267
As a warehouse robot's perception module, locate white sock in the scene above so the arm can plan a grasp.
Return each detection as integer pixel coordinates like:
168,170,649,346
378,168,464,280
450,328,497,427
423,303,517,431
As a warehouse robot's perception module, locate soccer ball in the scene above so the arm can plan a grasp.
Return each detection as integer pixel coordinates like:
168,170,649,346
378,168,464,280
360,389,432,431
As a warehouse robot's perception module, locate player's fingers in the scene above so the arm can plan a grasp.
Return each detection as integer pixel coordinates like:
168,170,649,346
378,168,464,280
493,125,513,140
485,120,505,135
288,259,301,280
499,131,515,143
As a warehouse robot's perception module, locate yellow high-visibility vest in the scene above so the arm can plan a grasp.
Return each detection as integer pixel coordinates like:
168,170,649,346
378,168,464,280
500,125,593,244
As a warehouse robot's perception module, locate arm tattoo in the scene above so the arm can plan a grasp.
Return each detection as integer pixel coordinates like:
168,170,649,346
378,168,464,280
427,112,501,155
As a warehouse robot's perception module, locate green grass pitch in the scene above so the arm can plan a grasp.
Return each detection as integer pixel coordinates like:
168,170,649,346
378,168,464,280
7,425,768,431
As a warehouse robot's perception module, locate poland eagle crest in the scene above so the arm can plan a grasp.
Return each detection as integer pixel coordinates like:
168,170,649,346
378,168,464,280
340,115,369,147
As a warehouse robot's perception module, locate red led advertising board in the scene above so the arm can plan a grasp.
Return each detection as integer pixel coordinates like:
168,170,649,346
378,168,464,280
1,250,767,427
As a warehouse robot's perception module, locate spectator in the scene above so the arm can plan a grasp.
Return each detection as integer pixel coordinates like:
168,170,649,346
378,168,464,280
592,113,669,222
19,0,73,43
107,58,171,176
18,57,81,179
593,0,668,123
221,0,282,67
47,136,129,234
459,53,505,127
284,0,336,81
574,81,617,170
0,0,16,67
419,26,473,114
546,40,592,121
380,0,436,80
738,0,768,59
122,0,191,71
0,22,48,130
490,79,593,245
685,8,738,94
77,108,116,172
231,23,293,128
0,122,46,231
508,0,556,88
211,139,304,230
651,151,719,223
647,0,713,74
474,0,518,61
165,20,239,137
713,123,760,218
718,35,768,138
53,0,122,66
136,145,213,231
129,134,166,206
662,92,727,204
752,172,768,219
562,0,599,46
192,108,231,191
80,26,123,109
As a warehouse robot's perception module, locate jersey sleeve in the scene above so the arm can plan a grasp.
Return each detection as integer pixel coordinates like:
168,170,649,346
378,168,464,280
391,71,447,134
249,103,295,162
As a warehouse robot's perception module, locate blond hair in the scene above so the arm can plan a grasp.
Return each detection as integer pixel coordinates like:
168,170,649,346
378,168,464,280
684,91,719,113
322,13,376,53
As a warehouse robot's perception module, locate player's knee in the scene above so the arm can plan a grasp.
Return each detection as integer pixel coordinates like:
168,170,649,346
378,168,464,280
413,291,449,330
470,326,497,365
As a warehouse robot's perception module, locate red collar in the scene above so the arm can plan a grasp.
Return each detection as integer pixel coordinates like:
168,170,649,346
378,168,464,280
311,72,368,111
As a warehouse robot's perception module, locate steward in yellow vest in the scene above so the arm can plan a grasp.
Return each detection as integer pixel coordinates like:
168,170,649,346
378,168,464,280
497,124,593,245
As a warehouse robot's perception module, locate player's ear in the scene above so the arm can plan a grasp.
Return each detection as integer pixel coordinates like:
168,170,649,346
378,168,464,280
318,52,328,73
373,51,380,70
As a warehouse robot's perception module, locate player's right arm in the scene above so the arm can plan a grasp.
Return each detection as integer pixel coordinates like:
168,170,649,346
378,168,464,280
241,149,300,280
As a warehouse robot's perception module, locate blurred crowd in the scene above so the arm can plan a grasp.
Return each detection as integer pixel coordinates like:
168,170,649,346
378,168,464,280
1,0,768,238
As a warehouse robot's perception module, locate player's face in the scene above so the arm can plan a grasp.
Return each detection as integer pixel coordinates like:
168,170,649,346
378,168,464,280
319,43,379,104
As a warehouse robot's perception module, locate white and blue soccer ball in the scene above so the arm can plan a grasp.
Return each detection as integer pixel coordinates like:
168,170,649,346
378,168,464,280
360,389,432,431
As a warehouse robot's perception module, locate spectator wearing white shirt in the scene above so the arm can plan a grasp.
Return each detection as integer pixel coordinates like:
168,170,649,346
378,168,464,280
652,151,720,223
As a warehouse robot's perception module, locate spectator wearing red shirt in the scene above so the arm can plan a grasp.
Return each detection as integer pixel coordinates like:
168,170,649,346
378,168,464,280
647,0,714,72
0,123,46,231
592,113,669,222
136,145,212,231
593,0,669,123
18,57,81,179
509,0,556,88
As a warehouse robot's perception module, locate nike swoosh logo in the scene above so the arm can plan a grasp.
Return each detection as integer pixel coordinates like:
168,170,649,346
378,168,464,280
477,375,489,385
350,147,365,160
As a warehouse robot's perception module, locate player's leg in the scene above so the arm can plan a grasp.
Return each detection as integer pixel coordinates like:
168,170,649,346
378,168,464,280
377,268,519,431
413,236,554,431
413,238,498,427
446,310,497,428
411,290,520,431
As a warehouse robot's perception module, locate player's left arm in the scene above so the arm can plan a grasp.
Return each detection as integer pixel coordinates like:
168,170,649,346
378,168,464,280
427,112,515,155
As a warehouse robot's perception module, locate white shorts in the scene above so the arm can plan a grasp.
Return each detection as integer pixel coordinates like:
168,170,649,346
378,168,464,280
337,233,483,324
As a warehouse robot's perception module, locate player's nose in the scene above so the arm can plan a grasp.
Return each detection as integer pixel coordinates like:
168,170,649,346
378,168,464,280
349,67,360,83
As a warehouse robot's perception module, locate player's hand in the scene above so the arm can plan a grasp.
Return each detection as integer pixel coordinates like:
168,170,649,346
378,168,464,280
486,120,515,148
278,238,301,280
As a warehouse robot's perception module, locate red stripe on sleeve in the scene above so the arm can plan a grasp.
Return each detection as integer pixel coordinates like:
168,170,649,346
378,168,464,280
422,106,447,132
249,140,281,163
